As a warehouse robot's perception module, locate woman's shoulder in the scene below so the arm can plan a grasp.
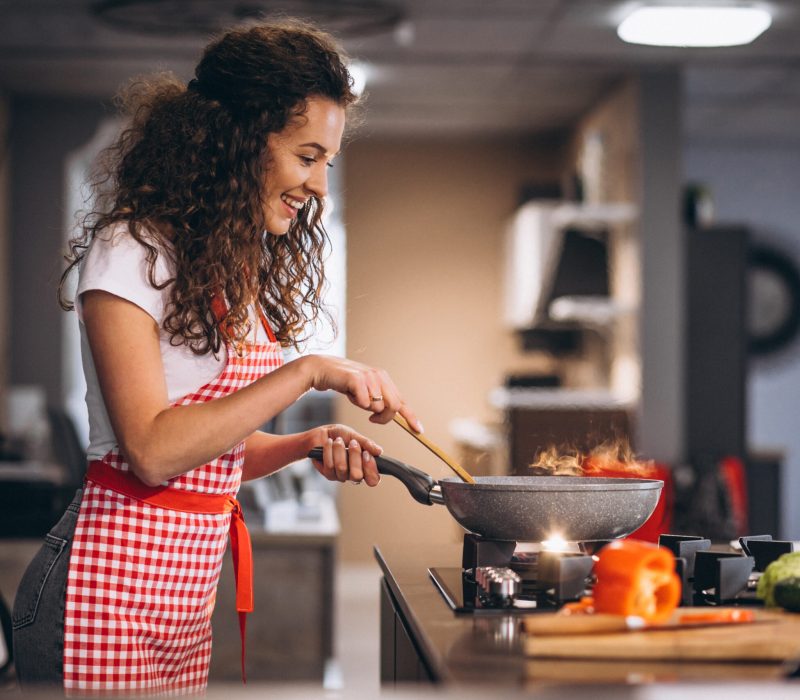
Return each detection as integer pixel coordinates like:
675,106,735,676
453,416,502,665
76,220,174,322
93,220,171,253
85,221,173,271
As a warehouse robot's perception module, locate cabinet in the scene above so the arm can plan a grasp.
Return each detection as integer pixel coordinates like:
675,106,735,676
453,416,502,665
379,578,434,684
685,225,786,536
209,532,335,682
686,225,748,459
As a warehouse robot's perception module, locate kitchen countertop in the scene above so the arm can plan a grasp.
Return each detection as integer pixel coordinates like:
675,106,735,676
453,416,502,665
375,541,528,685
0,459,68,484
373,541,800,688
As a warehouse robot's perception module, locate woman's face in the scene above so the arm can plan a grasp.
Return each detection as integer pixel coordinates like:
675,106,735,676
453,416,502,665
263,97,346,235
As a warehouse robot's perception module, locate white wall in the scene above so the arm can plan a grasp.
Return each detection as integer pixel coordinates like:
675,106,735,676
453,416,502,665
684,143,800,539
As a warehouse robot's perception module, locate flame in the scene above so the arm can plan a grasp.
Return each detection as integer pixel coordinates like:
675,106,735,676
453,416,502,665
528,439,655,477
528,445,584,476
541,533,570,552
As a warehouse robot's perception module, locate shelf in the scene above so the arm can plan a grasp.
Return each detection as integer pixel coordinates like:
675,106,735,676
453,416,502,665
548,295,637,327
548,201,637,229
503,200,638,329
489,386,635,410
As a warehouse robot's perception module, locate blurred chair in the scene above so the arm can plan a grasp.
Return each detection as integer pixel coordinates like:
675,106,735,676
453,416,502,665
0,407,85,538
46,406,86,489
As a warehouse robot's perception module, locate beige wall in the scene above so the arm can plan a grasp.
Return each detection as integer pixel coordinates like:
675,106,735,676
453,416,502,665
569,80,642,402
336,136,564,562
570,80,639,204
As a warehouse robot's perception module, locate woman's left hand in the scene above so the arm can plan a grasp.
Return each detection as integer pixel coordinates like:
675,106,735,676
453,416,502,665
310,424,383,486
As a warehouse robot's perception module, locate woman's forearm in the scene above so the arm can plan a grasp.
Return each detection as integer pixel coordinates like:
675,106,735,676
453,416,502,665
121,358,316,485
241,429,321,481
241,424,384,486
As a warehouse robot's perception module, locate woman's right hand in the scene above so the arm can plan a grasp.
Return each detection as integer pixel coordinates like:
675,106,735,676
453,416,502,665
300,355,422,433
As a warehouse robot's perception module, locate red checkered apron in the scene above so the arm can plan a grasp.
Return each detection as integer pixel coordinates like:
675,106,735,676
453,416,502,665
63,301,283,695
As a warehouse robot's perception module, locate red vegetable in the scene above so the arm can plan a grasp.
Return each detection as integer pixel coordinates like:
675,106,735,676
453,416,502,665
592,539,681,624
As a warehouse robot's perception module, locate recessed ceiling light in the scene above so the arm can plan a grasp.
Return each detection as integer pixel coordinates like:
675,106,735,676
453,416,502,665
617,5,772,47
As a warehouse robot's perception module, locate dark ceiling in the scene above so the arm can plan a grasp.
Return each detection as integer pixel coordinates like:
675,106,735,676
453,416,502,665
1,0,799,142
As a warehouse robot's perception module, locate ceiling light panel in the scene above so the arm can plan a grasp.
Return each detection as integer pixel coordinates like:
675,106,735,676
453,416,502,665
617,5,772,47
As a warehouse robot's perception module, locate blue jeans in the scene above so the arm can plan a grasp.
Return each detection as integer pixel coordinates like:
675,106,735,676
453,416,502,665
12,489,82,689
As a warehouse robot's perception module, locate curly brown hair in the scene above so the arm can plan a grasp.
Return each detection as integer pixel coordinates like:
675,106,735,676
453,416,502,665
59,19,359,353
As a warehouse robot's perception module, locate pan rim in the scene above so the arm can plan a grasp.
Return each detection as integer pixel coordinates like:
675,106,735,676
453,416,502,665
440,476,664,491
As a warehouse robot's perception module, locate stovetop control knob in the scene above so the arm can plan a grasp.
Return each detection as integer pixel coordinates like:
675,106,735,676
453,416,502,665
475,566,522,607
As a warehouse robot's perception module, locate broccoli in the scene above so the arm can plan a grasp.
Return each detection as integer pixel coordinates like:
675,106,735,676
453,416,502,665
774,577,800,612
756,551,800,608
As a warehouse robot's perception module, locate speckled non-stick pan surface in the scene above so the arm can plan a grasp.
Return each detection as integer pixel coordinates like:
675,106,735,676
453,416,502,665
438,475,662,542
307,448,663,542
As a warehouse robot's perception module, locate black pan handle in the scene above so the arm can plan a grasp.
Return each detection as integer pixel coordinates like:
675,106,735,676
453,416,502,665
307,448,436,506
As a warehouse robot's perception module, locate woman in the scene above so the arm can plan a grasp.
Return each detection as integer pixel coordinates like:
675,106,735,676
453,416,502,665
12,20,419,694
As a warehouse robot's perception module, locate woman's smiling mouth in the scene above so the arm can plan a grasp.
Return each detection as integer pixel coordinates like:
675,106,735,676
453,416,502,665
280,194,305,216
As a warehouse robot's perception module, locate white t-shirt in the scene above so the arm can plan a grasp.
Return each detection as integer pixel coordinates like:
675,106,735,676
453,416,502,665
76,223,260,460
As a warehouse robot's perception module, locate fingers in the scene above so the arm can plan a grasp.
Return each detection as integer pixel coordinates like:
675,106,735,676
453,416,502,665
361,449,380,487
315,436,337,481
326,425,383,457
351,366,391,413
368,400,423,434
312,436,380,487
399,405,423,433
312,355,419,431
362,369,422,430
346,439,364,483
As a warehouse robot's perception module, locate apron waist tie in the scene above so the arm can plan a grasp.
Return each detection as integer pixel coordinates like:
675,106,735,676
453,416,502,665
85,459,253,684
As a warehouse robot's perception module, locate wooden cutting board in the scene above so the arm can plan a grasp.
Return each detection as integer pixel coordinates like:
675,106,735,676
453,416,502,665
523,609,800,662
523,658,791,684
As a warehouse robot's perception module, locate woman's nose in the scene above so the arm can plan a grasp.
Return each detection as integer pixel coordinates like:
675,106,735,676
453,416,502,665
305,165,329,198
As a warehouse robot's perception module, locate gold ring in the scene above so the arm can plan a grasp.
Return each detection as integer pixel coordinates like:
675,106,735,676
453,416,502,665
370,395,383,402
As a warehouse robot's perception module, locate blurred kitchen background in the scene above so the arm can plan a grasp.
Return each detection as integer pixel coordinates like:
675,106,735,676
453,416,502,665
1,0,800,688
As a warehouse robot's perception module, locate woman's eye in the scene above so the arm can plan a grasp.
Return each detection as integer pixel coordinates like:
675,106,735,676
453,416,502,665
299,156,316,166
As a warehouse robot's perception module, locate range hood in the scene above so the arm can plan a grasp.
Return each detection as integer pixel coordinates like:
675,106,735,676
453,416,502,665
503,201,637,332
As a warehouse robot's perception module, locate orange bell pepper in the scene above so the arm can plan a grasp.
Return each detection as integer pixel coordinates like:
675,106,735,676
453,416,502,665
592,539,681,624
562,596,595,615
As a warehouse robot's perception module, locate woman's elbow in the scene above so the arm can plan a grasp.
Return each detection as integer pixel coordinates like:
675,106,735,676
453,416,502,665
123,447,168,487
134,468,167,488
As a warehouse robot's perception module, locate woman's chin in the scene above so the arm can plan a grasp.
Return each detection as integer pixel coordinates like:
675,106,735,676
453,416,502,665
264,223,291,236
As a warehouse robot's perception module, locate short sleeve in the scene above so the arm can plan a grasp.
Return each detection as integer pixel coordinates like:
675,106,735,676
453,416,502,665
75,224,173,323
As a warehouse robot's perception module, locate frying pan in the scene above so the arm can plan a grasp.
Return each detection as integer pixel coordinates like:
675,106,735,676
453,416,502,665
308,448,663,542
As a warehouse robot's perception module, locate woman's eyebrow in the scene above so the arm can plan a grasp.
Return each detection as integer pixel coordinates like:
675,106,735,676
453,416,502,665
299,142,339,157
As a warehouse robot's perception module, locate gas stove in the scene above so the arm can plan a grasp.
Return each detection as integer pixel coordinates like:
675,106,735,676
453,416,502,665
429,532,797,615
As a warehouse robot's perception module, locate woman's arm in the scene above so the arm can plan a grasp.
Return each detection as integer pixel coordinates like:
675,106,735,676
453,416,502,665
242,424,383,486
83,290,416,487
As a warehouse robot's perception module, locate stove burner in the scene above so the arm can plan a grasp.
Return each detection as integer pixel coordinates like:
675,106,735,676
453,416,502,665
430,534,596,614
431,532,797,615
474,567,521,607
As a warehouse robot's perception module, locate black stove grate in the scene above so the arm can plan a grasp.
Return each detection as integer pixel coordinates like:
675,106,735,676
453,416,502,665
431,532,797,614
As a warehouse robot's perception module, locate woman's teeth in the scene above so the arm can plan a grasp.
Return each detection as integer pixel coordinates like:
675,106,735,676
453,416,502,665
281,195,304,210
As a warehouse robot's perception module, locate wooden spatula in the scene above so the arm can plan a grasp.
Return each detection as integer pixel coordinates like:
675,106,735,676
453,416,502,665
392,414,476,484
